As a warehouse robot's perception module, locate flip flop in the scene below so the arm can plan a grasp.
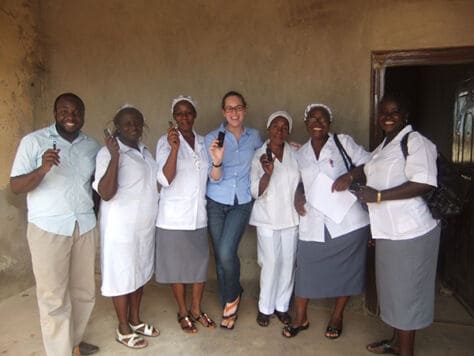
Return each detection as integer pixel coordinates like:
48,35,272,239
282,321,310,338
366,339,400,355
220,314,238,330
220,290,243,330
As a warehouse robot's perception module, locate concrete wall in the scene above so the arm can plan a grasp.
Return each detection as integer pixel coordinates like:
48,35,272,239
0,0,43,299
2,0,474,300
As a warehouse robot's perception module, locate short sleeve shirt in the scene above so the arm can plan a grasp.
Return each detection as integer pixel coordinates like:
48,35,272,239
296,133,370,242
364,125,438,240
10,124,100,236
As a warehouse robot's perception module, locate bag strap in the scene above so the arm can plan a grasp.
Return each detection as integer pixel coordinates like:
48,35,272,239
400,131,413,159
333,133,353,172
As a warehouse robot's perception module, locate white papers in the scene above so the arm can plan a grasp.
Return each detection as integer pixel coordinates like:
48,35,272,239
306,173,357,224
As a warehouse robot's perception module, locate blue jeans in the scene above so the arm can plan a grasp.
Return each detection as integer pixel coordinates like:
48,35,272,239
206,197,253,306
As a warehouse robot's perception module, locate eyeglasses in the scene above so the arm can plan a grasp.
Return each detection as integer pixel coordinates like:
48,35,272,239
224,105,245,114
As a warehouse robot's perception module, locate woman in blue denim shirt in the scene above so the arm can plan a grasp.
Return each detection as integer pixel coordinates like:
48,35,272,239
205,91,263,330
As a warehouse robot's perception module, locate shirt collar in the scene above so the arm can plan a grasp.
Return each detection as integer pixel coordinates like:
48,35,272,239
382,124,413,147
47,124,86,144
117,138,146,154
219,122,249,136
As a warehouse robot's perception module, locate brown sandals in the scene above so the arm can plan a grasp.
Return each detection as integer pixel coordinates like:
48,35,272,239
177,314,197,334
190,312,217,329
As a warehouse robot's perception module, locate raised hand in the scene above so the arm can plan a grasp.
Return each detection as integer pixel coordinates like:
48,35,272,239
40,148,61,173
105,134,120,160
209,138,224,166
260,154,274,176
167,126,180,151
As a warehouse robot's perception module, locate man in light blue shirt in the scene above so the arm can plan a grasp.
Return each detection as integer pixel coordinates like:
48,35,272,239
10,93,100,356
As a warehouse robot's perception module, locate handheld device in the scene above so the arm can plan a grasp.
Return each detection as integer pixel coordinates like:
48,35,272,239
349,182,362,193
266,145,273,162
104,128,113,138
168,120,177,129
52,140,57,150
217,131,225,147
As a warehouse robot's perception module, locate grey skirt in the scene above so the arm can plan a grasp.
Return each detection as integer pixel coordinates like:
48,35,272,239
376,224,441,330
295,225,369,299
155,227,209,284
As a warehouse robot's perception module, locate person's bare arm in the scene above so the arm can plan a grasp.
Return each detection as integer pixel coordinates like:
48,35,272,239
97,136,120,201
10,149,60,194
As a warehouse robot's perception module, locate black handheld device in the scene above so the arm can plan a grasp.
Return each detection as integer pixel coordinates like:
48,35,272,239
266,145,273,162
217,131,225,147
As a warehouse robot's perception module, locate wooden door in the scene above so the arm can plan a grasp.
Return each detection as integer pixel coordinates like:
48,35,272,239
442,78,474,314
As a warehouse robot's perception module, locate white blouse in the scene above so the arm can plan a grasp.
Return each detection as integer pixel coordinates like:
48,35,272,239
365,125,438,240
155,131,209,230
249,141,300,230
297,133,370,242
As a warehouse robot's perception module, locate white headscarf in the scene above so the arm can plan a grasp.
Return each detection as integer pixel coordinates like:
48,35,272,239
304,103,333,122
266,110,293,133
171,95,197,113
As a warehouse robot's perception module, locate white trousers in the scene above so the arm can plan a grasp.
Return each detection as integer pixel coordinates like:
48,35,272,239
257,226,298,315
27,223,96,356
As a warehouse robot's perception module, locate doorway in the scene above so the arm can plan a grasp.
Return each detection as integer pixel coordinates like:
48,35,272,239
367,46,474,317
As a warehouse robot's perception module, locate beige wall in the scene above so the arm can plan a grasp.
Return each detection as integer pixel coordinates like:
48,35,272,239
1,0,474,300
0,0,43,299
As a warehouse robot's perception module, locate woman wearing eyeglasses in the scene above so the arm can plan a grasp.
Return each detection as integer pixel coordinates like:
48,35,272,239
155,96,216,334
282,103,371,339
205,91,263,330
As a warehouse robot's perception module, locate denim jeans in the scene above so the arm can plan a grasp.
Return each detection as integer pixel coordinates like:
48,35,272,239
206,197,253,306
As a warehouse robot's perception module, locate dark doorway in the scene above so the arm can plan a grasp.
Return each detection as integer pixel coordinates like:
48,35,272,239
367,47,474,317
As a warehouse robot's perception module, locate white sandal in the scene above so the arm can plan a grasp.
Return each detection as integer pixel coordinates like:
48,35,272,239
115,329,148,349
129,322,160,337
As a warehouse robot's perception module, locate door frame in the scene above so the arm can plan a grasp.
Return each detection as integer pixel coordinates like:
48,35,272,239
366,46,474,315
369,46,474,150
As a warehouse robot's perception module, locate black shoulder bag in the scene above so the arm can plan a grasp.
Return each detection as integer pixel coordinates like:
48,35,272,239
400,131,468,220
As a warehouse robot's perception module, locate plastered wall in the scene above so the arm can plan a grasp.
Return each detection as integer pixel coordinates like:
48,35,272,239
0,0,43,299
1,0,474,300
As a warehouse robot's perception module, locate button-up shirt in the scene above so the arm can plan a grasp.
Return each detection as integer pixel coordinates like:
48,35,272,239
10,124,100,236
156,131,209,230
249,141,300,230
365,125,438,240
297,133,370,242
205,123,262,205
